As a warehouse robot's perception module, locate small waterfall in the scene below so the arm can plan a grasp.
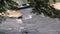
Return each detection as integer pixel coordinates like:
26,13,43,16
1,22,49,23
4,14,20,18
15,14,33,32
16,19,24,32
16,19,23,24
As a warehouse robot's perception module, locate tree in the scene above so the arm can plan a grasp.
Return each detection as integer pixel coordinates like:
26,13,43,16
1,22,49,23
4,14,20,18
29,0,60,18
0,0,18,23
0,0,18,12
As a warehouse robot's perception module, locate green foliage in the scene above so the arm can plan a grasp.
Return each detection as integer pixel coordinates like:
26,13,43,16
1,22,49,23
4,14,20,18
29,0,60,18
0,0,18,23
0,0,18,13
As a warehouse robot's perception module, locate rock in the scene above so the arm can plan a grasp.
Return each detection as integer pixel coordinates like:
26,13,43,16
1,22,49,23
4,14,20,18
6,10,23,18
51,2,60,10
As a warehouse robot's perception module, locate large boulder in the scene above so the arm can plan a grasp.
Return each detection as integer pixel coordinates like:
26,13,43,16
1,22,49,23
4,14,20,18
6,10,23,18
51,2,60,10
